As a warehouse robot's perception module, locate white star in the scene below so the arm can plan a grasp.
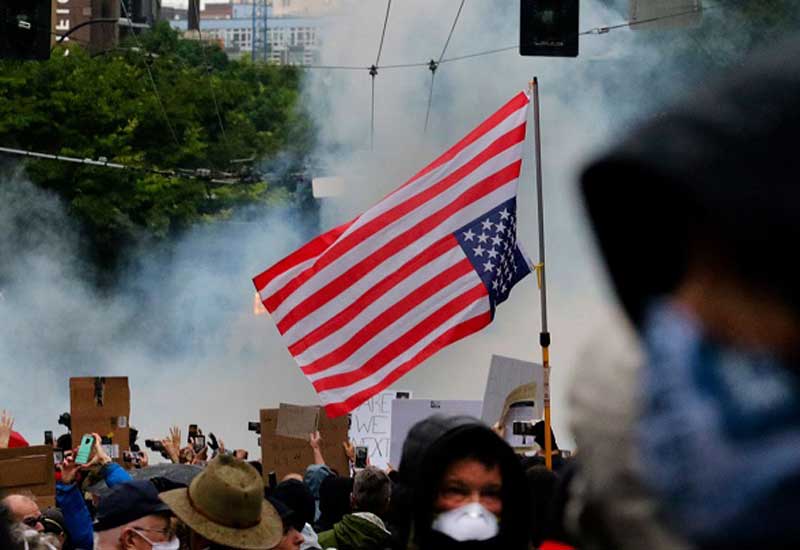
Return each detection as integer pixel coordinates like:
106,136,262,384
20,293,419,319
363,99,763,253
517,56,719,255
472,245,485,257
501,283,508,293
477,232,489,244
487,248,499,259
491,235,503,247
496,222,507,233
492,279,499,290
462,229,475,241
499,208,510,220
481,219,494,231
483,261,495,273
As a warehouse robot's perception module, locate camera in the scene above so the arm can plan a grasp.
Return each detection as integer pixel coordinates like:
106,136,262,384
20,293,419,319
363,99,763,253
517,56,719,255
247,421,261,435
57,412,71,431
145,439,165,452
44,430,53,446
512,421,536,437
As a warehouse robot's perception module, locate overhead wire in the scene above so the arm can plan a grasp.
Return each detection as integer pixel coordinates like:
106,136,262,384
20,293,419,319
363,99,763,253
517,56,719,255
424,0,466,132
370,0,393,150
118,0,182,151
190,0,230,162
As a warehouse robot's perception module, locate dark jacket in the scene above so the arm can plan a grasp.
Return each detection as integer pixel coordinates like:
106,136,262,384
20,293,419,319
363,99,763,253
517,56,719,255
394,415,530,550
317,513,392,550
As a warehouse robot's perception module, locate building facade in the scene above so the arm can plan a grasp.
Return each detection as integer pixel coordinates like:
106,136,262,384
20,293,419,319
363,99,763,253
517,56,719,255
168,2,324,65
51,0,158,51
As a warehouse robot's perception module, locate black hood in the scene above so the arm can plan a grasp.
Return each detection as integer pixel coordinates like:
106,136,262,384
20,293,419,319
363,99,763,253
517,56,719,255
581,33,800,326
397,415,530,550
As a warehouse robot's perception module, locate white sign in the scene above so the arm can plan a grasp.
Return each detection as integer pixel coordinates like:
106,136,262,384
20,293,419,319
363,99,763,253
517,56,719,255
481,355,544,448
389,399,483,468
349,391,411,469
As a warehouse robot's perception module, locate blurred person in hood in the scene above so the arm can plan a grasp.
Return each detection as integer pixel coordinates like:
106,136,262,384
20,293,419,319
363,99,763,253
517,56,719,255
577,32,800,549
396,415,529,550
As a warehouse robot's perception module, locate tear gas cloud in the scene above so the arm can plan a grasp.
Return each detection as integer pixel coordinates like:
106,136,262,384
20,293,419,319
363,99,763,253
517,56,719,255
1,1,710,454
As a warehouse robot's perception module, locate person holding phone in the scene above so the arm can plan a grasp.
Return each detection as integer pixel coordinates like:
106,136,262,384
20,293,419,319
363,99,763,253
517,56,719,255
56,433,133,549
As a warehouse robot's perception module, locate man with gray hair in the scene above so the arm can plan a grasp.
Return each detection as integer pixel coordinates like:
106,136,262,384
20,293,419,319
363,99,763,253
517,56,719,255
317,467,392,550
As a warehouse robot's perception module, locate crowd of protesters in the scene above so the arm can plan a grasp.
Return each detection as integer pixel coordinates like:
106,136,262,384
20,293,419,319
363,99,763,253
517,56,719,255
4,30,800,550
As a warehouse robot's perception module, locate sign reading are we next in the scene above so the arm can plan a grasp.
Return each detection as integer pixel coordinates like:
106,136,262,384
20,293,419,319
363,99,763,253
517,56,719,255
349,390,411,469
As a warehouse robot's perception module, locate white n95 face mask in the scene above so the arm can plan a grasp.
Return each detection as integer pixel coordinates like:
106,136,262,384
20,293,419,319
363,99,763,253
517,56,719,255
432,502,499,542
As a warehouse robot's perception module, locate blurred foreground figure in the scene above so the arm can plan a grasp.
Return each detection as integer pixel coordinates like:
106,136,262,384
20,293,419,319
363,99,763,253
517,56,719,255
575,33,800,550
396,416,529,550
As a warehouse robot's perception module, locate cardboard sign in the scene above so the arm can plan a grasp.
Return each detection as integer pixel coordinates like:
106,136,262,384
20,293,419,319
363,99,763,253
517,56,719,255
481,355,544,450
276,404,320,440
260,408,349,482
389,399,483,468
0,446,56,508
348,390,411,469
70,377,131,457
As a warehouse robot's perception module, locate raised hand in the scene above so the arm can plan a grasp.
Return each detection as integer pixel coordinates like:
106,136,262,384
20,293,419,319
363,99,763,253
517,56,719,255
309,431,322,450
343,441,355,463
0,410,14,449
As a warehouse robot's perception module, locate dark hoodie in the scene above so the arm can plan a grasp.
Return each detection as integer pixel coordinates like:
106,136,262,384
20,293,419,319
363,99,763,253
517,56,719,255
394,415,530,550
581,33,800,327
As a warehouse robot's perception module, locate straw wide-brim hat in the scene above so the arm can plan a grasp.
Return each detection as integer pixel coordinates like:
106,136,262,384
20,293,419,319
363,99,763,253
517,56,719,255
160,455,282,550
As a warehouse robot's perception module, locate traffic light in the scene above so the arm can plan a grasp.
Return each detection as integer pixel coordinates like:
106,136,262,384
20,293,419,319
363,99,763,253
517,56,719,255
519,0,579,58
1,0,52,60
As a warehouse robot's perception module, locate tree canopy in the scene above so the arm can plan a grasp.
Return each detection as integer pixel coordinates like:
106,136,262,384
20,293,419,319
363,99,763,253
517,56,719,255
0,22,314,276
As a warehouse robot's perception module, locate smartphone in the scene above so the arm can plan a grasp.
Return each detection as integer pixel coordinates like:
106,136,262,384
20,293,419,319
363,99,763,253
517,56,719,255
355,446,368,469
53,450,64,464
188,424,198,444
193,435,206,453
44,430,53,446
75,434,94,465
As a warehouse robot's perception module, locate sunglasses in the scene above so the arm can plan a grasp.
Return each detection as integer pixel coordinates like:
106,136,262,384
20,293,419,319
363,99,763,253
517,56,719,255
22,515,43,528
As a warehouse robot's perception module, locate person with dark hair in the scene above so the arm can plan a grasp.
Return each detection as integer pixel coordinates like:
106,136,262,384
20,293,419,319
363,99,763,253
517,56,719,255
315,476,353,533
396,415,529,550
272,479,320,549
574,33,800,550
317,467,392,550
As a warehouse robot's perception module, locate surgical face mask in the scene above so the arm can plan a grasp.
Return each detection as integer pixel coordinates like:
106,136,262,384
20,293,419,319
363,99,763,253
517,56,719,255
638,301,800,545
130,528,180,550
432,502,499,542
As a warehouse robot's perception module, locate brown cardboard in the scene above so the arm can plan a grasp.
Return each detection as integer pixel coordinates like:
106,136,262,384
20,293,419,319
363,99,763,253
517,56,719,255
0,446,56,508
260,408,349,482
70,377,131,457
276,404,320,440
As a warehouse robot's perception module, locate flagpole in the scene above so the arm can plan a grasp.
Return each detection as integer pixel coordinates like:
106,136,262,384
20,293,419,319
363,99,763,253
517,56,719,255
530,77,553,471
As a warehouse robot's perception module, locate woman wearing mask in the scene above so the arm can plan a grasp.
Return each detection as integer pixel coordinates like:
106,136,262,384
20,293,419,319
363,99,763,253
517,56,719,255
395,415,529,550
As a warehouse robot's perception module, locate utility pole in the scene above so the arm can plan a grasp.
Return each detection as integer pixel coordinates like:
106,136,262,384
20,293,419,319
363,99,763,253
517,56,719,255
188,0,200,32
252,0,268,62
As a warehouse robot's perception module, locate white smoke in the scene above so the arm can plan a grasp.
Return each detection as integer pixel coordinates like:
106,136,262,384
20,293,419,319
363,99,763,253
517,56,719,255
1,1,703,456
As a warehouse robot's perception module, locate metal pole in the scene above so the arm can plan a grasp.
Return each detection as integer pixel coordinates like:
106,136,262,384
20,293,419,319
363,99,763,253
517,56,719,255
530,77,553,470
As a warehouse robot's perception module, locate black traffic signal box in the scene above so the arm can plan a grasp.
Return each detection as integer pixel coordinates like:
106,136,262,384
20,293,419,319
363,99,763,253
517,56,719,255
1,0,52,60
520,0,579,58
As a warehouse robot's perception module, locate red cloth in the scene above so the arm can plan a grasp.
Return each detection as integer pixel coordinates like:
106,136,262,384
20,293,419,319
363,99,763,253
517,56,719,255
539,542,575,550
9,430,29,448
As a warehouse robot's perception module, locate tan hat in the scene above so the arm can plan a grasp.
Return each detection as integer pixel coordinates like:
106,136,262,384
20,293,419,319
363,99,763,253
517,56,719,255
159,455,282,550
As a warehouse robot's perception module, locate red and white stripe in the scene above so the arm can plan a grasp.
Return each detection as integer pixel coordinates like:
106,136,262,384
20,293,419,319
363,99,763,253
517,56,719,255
253,91,530,416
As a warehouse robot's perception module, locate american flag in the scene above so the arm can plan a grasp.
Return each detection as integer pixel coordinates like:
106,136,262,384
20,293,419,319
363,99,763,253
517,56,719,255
253,91,532,417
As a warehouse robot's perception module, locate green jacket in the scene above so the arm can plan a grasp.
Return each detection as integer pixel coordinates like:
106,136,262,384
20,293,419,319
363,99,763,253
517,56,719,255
317,513,392,550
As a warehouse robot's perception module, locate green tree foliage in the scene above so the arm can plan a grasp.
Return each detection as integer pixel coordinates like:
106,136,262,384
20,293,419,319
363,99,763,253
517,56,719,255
0,22,313,274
